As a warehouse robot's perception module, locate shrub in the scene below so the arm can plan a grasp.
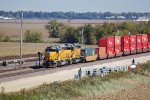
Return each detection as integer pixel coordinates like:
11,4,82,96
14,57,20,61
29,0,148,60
24,30,42,43
0,33,11,42
3,36,11,42
0,33,4,41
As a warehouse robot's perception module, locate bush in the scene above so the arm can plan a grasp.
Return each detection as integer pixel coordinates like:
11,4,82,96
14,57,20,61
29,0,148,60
0,33,4,42
3,36,11,42
24,30,42,43
45,20,66,38
0,33,11,42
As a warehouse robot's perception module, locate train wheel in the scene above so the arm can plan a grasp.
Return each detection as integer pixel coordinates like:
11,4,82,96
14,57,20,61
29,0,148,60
52,62,57,68
68,60,72,65
57,61,61,67
82,59,86,63
45,62,50,68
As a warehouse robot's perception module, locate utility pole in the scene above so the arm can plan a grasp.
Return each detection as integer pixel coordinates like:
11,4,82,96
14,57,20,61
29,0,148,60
20,11,23,68
128,32,131,35
116,30,120,36
81,29,84,48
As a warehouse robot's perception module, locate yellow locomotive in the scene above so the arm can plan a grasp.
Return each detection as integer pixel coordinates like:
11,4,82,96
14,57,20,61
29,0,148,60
43,44,81,67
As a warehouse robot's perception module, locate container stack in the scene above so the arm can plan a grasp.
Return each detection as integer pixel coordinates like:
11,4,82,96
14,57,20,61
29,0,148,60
121,35,130,55
141,34,148,52
98,36,115,58
148,34,150,51
130,35,137,54
115,36,122,57
136,34,142,53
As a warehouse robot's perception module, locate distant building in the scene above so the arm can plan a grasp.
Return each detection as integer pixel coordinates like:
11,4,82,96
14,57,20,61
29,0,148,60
134,17,150,22
105,16,126,20
0,16,13,20
117,16,126,19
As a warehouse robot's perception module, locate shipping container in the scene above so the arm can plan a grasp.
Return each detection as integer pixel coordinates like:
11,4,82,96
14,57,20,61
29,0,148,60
96,47,107,59
81,48,97,62
107,47,115,58
122,44,130,55
147,34,150,42
115,45,122,57
136,43,142,53
142,43,148,52
136,34,142,44
130,44,136,54
130,35,136,44
142,34,148,43
115,36,121,45
81,48,96,56
148,42,150,51
98,36,114,47
121,35,130,44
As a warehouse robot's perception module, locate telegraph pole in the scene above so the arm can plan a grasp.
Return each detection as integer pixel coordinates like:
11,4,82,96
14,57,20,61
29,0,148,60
116,30,120,36
20,11,23,68
81,29,84,47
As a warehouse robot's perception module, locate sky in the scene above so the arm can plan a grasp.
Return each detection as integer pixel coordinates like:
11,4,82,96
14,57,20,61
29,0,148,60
0,0,150,13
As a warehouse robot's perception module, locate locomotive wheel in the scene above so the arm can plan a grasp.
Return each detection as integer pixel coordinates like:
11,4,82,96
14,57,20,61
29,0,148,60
57,61,61,67
52,62,57,68
68,60,72,65
82,59,86,63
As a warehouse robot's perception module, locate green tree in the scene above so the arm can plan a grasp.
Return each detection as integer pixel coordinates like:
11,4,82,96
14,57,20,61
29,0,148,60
83,24,96,45
24,30,42,43
60,27,79,43
94,25,104,40
45,20,66,38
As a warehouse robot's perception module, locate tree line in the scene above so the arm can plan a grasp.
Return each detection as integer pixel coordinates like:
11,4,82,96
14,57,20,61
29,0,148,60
45,20,150,45
0,11,150,20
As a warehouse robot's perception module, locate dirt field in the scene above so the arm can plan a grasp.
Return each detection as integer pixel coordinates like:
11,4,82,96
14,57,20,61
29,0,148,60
0,20,49,38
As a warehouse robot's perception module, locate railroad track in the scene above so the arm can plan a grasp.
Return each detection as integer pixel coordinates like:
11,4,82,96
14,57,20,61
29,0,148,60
0,56,41,72
0,52,149,83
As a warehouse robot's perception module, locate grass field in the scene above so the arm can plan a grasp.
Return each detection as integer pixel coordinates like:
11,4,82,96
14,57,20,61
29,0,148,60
0,61,150,100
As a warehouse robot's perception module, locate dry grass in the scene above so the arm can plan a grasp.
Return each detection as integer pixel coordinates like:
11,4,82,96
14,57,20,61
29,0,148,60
0,22,49,37
0,42,59,57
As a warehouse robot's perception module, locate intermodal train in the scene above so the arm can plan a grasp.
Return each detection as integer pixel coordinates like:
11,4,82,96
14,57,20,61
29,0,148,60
43,34,150,67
